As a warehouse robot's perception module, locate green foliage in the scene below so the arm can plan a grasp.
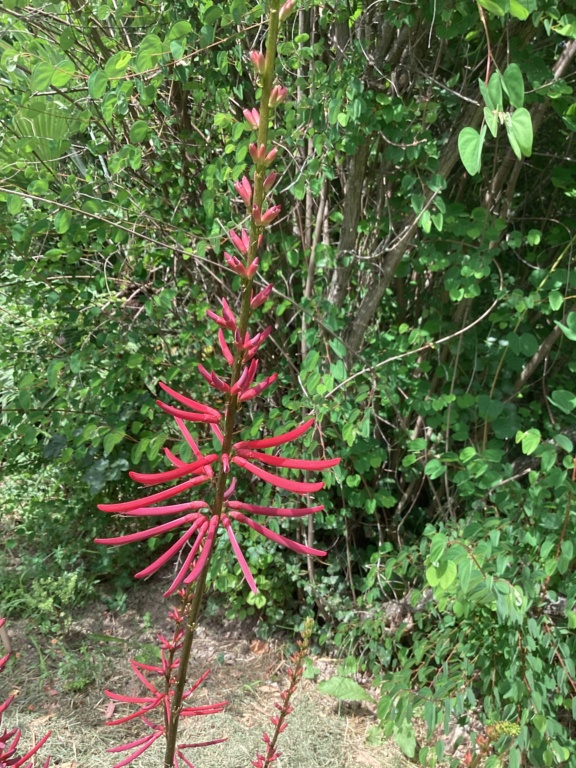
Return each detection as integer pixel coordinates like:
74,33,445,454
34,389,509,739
1,0,576,762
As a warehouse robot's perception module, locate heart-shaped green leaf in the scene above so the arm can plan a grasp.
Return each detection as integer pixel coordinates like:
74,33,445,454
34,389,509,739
458,125,486,176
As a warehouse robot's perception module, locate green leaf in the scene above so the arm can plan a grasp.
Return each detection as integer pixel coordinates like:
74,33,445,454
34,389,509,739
88,70,108,99
317,676,373,702
47,360,65,388
438,560,457,590
51,60,75,88
105,51,132,78
510,107,533,156
549,390,576,414
484,107,498,137
129,120,150,143
509,0,530,20
478,0,508,16
103,430,124,456
515,428,541,455
166,20,192,42
487,72,503,111
54,209,72,234
502,63,525,108
458,125,486,176
31,61,54,91
136,34,164,72
548,290,563,311
6,194,23,215
555,312,576,341
394,722,417,758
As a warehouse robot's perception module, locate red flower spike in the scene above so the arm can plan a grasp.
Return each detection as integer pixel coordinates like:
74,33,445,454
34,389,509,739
251,283,274,309
158,381,221,419
97,475,209,513
235,418,315,450
229,510,327,556
235,449,340,471
231,456,324,494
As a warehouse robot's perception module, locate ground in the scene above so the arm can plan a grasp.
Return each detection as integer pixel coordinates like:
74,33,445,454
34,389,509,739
0,581,412,768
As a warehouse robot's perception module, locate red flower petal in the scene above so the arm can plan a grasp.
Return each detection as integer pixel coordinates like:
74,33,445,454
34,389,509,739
97,476,209,513
119,500,208,517
183,515,219,585
134,519,205,579
227,500,324,517
156,400,222,423
235,449,340,470
221,515,258,593
229,510,327,556
95,512,204,546
158,381,221,418
232,456,324,494
129,454,218,486
164,522,209,596
234,418,315,449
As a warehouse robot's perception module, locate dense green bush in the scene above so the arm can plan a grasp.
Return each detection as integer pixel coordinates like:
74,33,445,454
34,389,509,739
1,0,576,764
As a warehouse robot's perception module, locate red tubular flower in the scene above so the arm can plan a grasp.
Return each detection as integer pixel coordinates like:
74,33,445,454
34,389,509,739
251,283,274,309
234,176,253,207
252,204,281,228
249,50,266,75
269,85,288,107
229,228,250,256
249,143,278,167
243,107,261,129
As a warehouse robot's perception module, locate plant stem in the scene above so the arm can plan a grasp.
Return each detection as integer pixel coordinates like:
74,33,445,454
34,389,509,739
163,2,283,764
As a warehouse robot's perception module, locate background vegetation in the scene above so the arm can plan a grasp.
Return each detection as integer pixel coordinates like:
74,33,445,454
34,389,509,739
1,0,575,765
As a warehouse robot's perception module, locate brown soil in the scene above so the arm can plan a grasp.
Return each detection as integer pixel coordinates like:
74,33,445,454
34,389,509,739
0,581,411,768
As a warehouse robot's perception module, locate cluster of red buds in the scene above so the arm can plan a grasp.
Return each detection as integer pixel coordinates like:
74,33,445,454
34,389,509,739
251,618,313,768
95,0,336,764
0,618,51,768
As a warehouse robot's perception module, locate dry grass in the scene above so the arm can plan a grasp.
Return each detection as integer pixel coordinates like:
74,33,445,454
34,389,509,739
1,583,412,768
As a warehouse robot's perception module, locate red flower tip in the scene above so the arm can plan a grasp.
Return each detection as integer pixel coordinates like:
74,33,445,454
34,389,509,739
251,283,274,309
249,50,266,74
249,143,278,167
252,204,281,228
234,176,253,207
269,85,288,107
243,107,260,129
